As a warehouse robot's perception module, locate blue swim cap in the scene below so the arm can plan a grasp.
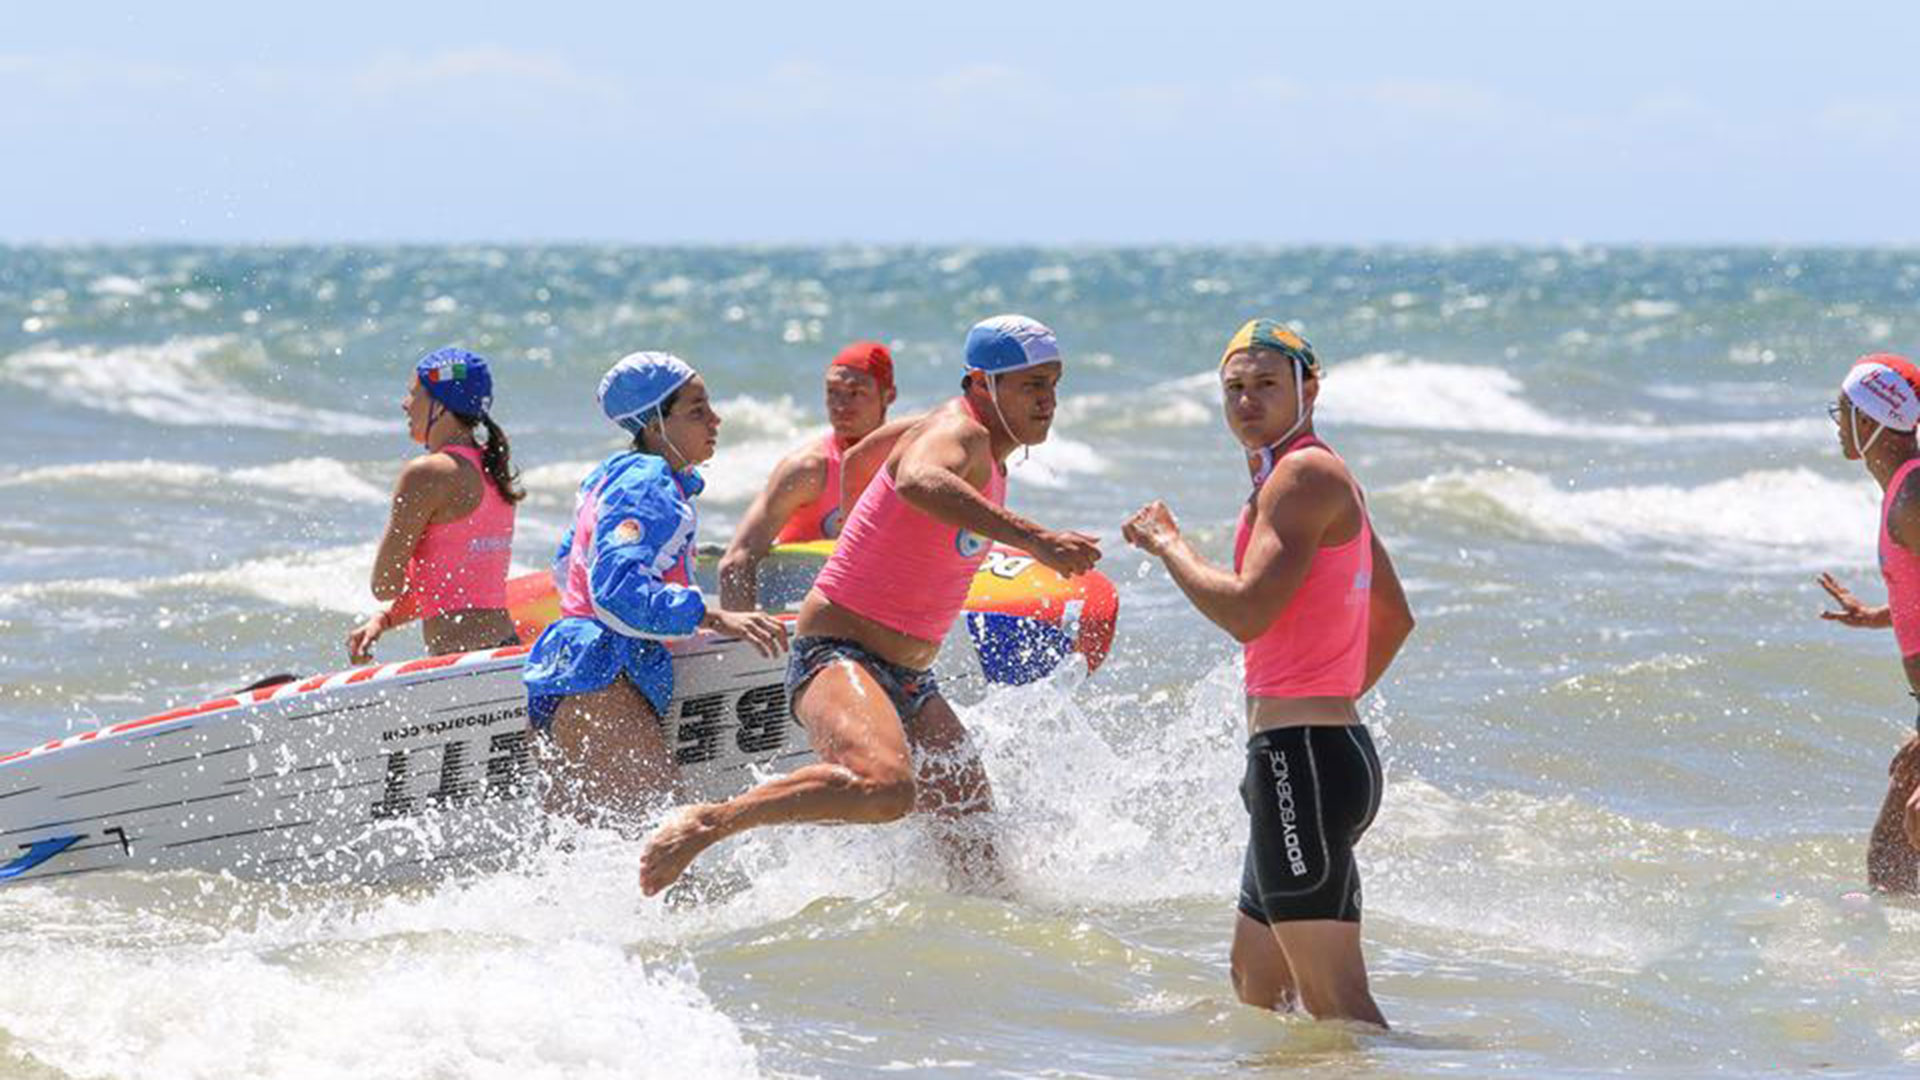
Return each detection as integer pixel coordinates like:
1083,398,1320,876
415,347,493,419
599,351,697,434
964,315,1060,375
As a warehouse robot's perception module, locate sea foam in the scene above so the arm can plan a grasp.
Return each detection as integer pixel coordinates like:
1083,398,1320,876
1065,354,1825,444
0,545,378,617
0,458,387,505
0,337,385,435
0,871,762,1080
1384,466,1878,571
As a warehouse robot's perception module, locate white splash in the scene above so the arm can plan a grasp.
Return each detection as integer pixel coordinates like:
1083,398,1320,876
0,866,762,1080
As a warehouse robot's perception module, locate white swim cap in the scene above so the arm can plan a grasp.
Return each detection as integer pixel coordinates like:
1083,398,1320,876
1843,354,1920,433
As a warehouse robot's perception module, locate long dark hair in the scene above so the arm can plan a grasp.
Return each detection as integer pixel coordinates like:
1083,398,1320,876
470,413,525,504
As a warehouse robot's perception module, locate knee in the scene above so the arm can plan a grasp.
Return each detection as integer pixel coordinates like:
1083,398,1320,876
827,763,916,822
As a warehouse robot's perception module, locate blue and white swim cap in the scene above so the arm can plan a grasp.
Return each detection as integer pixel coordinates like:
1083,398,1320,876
964,315,1060,376
415,347,494,419
599,351,697,434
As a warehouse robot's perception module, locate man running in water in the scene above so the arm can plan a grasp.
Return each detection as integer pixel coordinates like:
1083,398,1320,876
639,315,1102,895
718,341,901,611
1124,320,1414,1026
1817,353,1920,891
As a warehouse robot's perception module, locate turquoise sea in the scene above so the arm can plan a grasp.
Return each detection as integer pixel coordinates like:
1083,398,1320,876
2,246,1919,1077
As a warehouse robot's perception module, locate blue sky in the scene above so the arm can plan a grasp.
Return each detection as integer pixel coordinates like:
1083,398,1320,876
5,1,1917,244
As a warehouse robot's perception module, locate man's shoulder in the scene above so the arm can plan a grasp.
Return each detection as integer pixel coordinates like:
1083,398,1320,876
1255,445,1352,518
1266,443,1350,489
921,398,989,443
778,435,833,476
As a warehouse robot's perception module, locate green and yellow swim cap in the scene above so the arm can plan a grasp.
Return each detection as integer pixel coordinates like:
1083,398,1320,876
1220,319,1319,375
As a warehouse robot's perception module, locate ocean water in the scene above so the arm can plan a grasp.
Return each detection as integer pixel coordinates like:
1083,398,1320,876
2,246,1920,1077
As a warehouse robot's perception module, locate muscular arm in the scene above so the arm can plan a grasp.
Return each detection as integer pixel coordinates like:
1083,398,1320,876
892,417,1051,550
718,448,825,610
1360,531,1415,694
1154,455,1348,643
369,457,454,604
839,415,920,512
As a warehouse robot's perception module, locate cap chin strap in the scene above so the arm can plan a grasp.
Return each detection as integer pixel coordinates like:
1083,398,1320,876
984,374,1031,464
1250,358,1310,490
1854,405,1893,457
419,400,445,450
645,407,692,472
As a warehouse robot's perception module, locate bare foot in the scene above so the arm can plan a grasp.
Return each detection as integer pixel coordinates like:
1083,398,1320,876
639,804,725,896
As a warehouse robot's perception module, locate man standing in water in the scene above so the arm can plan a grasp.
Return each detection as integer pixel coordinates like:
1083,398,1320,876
718,341,900,611
1123,320,1414,1027
639,315,1102,895
1816,353,1920,891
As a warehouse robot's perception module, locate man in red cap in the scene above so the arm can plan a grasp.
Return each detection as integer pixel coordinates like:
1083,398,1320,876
719,341,903,610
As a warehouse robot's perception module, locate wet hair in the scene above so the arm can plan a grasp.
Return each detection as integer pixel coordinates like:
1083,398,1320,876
629,384,689,455
469,413,525,504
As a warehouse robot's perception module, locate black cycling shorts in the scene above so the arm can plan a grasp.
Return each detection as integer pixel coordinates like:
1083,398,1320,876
1237,724,1382,925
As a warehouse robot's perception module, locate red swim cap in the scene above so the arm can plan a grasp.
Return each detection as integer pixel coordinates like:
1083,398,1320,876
830,341,893,394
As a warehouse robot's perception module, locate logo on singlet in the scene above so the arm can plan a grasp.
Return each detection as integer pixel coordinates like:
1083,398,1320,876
822,506,844,540
1269,749,1309,876
955,529,988,558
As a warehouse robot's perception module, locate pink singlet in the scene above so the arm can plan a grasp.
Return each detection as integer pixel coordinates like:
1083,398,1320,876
556,469,695,622
812,431,1006,643
1879,458,1920,658
776,434,847,544
406,445,516,619
1234,435,1373,699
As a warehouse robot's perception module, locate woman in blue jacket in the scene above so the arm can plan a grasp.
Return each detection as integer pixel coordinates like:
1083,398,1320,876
525,351,788,827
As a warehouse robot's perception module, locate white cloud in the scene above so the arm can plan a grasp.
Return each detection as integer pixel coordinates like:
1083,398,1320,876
349,46,623,101
0,46,625,110
1363,78,1505,120
0,53,196,93
1818,99,1906,144
1236,74,1304,105
932,63,1029,99
1631,92,1718,125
